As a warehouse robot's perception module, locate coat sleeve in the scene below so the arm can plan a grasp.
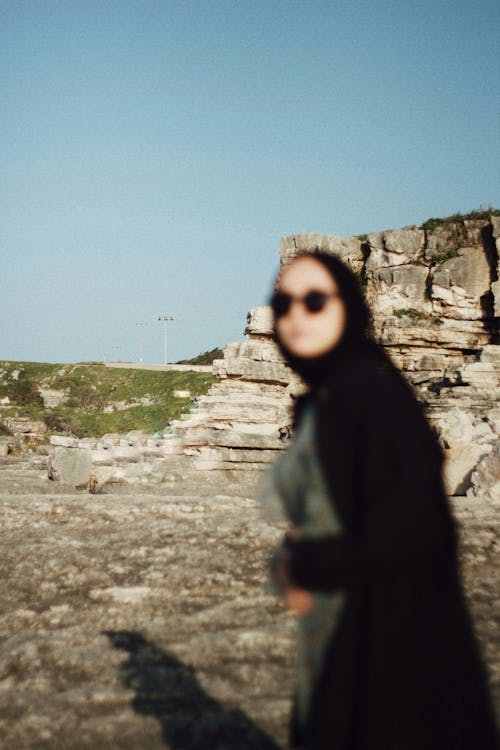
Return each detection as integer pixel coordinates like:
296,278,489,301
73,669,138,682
287,371,457,591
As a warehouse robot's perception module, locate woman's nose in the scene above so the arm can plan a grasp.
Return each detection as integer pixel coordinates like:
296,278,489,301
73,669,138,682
287,300,305,321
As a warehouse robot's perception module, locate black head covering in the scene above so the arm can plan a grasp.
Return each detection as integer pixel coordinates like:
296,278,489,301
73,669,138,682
272,251,380,387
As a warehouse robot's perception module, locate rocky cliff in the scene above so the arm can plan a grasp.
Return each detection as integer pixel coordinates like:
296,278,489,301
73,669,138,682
193,215,500,498
48,213,499,507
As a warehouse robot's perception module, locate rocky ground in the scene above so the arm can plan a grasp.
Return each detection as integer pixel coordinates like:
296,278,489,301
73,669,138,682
0,454,294,750
0,453,498,749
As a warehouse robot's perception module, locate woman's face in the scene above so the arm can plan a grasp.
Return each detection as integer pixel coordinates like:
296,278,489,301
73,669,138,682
274,256,347,358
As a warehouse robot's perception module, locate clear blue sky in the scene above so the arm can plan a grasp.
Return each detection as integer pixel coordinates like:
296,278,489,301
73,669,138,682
1,0,499,364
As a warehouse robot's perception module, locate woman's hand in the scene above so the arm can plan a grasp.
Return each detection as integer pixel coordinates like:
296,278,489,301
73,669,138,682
281,527,313,613
285,526,303,542
284,587,314,615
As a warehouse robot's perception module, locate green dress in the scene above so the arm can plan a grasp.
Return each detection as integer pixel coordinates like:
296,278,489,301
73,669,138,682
258,401,346,732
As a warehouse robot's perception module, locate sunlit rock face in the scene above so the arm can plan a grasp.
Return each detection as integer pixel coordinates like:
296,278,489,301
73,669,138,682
277,218,499,502
47,214,498,502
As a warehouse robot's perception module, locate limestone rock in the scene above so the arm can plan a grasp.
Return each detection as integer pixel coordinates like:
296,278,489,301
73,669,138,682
366,264,430,315
491,216,500,316
459,361,499,389
488,407,500,436
432,407,497,496
50,435,80,448
181,427,284,451
366,226,424,269
48,445,92,488
5,416,46,436
437,408,494,451
39,388,68,408
430,246,491,319
492,215,500,243
480,344,500,364
424,218,490,260
244,307,274,338
443,443,491,496
373,315,488,351
466,443,500,504
213,356,291,384
223,340,285,363
492,280,500,317
382,226,425,260
0,438,11,457
45,215,500,484
280,233,364,273
89,586,152,604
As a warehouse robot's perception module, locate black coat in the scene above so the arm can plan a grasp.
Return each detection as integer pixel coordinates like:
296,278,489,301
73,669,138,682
286,345,498,749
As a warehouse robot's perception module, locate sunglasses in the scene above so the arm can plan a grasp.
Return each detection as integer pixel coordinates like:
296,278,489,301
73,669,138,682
270,289,340,318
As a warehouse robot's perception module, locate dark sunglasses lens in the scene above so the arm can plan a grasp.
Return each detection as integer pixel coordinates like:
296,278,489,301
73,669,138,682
271,292,292,317
304,291,328,313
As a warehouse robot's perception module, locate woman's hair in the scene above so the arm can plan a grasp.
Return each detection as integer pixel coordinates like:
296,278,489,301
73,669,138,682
278,249,374,343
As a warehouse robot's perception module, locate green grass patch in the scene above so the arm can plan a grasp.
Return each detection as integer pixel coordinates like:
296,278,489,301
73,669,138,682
0,361,216,439
393,309,444,327
420,207,499,233
176,347,224,365
393,308,424,322
428,248,460,264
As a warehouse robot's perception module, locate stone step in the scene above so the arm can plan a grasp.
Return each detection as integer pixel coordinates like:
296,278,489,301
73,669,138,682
214,357,291,384
172,403,290,424
222,340,286,363
179,427,287,451
480,344,500,364
196,392,288,408
187,445,278,465
459,361,500,389
206,379,287,395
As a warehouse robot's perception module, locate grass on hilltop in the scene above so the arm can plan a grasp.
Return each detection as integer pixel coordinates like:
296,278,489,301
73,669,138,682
0,361,216,439
176,347,224,365
420,207,500,233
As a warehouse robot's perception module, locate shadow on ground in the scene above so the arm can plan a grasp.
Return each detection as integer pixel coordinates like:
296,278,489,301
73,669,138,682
105,630,280,750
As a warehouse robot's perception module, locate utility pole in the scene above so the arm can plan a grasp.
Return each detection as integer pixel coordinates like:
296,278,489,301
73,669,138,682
135,322,147,363
158,315,174,365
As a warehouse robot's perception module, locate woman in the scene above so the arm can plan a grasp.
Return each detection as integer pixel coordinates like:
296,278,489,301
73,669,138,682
261,251,498,749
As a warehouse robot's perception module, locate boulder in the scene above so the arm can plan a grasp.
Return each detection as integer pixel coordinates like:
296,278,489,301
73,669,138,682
382,226,425,260
213,356,291,384
223,340,285,363
49,446,92,488
366,265,430,315
366,226,424,268
244,307,274,338
430,246,491,319
466,443,500,504
39,388,68,408
5,417,46,435
443,443,491,496
459,361,499,389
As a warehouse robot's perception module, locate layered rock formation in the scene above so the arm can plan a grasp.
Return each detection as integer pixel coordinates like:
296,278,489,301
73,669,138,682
281,216,498,373
174,215,499,494
48,214,499,501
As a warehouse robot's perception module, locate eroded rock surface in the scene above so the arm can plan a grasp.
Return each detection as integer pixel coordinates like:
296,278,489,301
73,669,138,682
0,458,498,748
0,459,293,749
